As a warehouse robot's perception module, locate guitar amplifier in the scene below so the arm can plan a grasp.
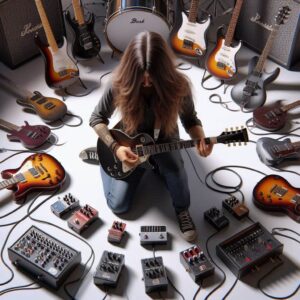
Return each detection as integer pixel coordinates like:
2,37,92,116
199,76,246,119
0,0,65,68
235,0,300,71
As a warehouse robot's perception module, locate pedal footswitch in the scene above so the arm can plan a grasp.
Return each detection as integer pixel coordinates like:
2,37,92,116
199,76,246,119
94,251,125,286
139,226,168,245
204,207,229,230
141,256,168,293
51,193,80,217
180,245,214,282
222,196,249,219
68,204,98,233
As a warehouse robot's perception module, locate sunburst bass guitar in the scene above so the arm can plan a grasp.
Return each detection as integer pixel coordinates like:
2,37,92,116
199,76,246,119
0,153,66,202
97,128,249,179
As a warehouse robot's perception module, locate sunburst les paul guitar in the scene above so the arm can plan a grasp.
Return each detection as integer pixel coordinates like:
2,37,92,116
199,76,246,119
35,0,79,89
253,175,300,223
97,128,249,179
205,0,244,80
0,153,66,202
171,0,211,57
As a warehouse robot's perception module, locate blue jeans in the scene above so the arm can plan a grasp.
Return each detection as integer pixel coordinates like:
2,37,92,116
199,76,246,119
100,151,190,214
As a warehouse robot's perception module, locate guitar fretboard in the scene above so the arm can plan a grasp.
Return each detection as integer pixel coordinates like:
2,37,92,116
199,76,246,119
282,100,300,112
224,0,244,46
0,173,25,190
188,0,200,23
72,0,85,25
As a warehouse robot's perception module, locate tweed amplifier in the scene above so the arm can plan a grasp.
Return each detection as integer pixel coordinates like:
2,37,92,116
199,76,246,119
0,0,65,68
235,0,300,70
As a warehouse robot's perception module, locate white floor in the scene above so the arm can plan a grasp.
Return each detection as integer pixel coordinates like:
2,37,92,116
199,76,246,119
0,2,300,300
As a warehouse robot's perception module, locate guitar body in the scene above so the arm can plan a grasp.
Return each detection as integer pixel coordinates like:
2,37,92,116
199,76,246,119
6,121,51,149
256,137,298,166
97,130,154,179
65,11,101,59
231,56,280,111
253,174,300,222
253,101,286,131
35,35,79,89
17,91,67,123
206,27,241,80
171,12,211,57
1,153,65,202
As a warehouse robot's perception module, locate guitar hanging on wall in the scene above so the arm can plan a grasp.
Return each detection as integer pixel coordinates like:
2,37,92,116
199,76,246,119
0,74,67,123
34,0,79,89
256,137,300,166
0,153,66,203
65,0,101,59
253,99,300,131
253,174,300,223
171,0,211,57
97,127,249,179
231,6,291,112
205,0,244,80
0,119,51,149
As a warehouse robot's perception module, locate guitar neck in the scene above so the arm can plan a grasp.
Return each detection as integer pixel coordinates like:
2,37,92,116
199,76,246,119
254,25,279,74
292,141,300,152
0,174,24,190
188,0,200,23
72,0,85,25
35,0,59,52
224,0,244,46
282,100,300,112
0,73,33,99
0,119,20,132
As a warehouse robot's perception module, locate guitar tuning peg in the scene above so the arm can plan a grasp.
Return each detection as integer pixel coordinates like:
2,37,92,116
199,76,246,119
225,128,228,132
233,142,236,147
235,126,239,131
227,143,231,147
230,127,234,131
239,142,242,146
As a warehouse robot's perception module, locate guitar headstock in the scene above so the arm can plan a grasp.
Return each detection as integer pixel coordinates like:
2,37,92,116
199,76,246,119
275,6,291,26
217,127,249,146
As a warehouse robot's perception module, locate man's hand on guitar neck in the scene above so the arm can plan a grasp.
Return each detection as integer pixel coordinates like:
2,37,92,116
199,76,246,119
189,125,213,157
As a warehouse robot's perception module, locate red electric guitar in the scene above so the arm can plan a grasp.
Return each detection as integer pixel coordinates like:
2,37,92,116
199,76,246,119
253,175,300,223
0,153,66,202
0,119,51,149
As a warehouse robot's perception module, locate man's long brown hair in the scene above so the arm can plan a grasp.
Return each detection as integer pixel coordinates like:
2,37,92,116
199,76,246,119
112,31,191,136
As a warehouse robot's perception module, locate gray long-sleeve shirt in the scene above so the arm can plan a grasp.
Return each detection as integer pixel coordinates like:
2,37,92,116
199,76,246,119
89,83,202,141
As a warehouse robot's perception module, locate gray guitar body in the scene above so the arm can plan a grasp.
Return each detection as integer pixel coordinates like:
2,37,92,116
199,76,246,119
231,56,280,112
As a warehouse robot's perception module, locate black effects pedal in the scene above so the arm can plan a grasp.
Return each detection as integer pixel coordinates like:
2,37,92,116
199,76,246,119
204,207,229,230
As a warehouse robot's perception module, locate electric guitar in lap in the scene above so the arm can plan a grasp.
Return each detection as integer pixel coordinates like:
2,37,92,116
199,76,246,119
253,99,300,131
0,119,51,149
97,128,249,179
35,0,79,89
0,153,66,202
65,0,101,59
253,175,300,222
231,6,291,111
205,0,244,80
0,74,67,123
171,0,211,57
256,137,300,166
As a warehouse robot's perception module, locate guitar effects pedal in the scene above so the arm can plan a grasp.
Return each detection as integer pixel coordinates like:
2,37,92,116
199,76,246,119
94,251,125,286
222,196,249,219
141,256,168,293
180,245,214,282
8,226,81,289
51,193,80,217
108,221,126,244
139,226,168,245
204,207,229,230
67,204,98,234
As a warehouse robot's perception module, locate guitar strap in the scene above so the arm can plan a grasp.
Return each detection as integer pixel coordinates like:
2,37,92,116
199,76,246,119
154,119,161,141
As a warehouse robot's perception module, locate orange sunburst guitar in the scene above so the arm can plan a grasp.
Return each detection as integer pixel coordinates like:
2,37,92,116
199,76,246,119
205,0,244,80
0,153,66,202
253,175,300,223
34,0,79,89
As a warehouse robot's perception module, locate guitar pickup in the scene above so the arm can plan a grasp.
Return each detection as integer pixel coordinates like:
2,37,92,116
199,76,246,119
44,102,56,110
183,39,193,49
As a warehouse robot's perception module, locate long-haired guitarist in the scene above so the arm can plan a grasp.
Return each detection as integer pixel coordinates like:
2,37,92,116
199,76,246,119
90,31,213,242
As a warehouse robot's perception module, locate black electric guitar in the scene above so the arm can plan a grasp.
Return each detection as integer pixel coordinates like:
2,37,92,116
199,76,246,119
65,0,101,59
256,137,300,166
97,128,249,179
231,6,291,111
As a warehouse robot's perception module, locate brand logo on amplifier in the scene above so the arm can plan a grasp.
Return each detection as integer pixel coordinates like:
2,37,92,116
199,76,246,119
250,13,273,31
130,18,144,24
21,23,43,37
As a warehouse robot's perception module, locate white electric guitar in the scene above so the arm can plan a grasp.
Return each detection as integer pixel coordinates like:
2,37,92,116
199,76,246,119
171,0,211,57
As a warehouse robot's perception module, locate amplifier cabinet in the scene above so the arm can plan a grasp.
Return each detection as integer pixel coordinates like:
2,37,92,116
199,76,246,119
236,0,300,71
0,0,65,68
